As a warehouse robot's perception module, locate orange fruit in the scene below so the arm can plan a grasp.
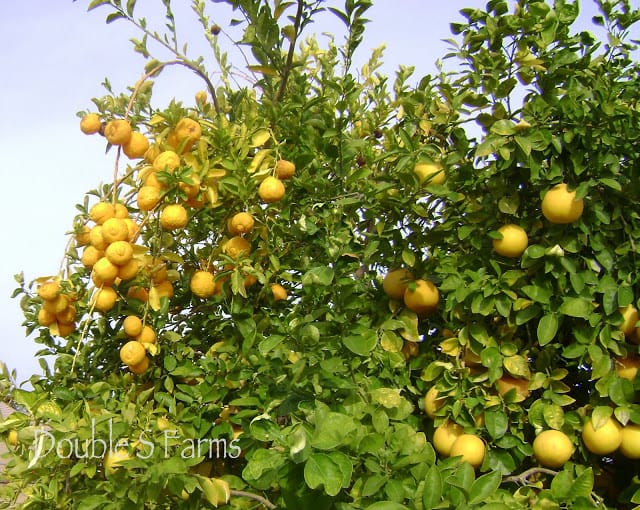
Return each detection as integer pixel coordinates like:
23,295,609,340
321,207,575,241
56,305,77,325
117,258,140,281
37,308,57,327
136,325,157,345
114,203,129,219
228,212,255,235
615,356,640,381
122,132,150,159
75,225,91,246
144,171,167,190
433,421,465,456
275,159,296,180
89,226,109,251
258,176,285,203
403,279,439,315
137,186,162,212
168,118,202,153
496,376,530,401
81,246,104,268
56,322,76,337
195,90,207,104
89,202,116,225
129,356,150,375
159,204,189,230
127,286,149,302
414,162,445,186
120,340,147,366
92,257,119,286
153,280,174,300
270,283,288,301
152,150,181,173
533,430,574,468
223,236,251,259
92,286,118,313
124,218,139,242
104,119,132,146
190,271,216,298
619,424,640,459
382,268,413,300
105,241,134,266
582,416,622,455
492,224,528,258
541,183,584,224
37,280,60,301
42,294,69,315
449,434,485,468
80,113,101,134
101,218,130,244
123,315,143,337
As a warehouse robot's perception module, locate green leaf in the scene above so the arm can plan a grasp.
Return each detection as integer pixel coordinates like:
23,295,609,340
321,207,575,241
537,314,558,346
304,453,346,496
302,266,334,286
491,119,517,136
569,468,594,501
469,471,501,504
422,465,443,509
365,503,409,510
311,412,356,450
558,297,592,319
196,476,231,507
343,330,377,356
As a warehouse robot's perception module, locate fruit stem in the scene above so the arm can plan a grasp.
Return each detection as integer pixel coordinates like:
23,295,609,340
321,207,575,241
276,0,304,103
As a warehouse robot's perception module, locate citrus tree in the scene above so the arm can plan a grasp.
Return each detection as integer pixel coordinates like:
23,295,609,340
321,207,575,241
2,0,640,508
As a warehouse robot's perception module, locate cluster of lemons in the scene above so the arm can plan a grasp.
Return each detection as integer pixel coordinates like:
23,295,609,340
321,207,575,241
34,93,297,376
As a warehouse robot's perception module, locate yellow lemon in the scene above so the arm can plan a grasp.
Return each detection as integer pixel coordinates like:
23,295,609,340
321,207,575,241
104,119,132,146
81,246,103,268
80,113,101,134
533,430,574,468
619,424,640,459
404,279,439,316
159,204,189,230
382,268,413,300
414,162,445,186
492,224,528,258
581,417,622,455
190,270,216,298
619,305,639,336
101,218,130,244
270,283,288,301
38,280,61,301
449,434,485,468
541,183,584,224
275,159,296,180
123,315,143,337
92,287,118,313
136,325,157,345
153,150,181,173
433,421,464,457
137,186,162,212
129,356,150,375
123,131,150,159
120,340,147,366
168,118,202,153
105,241,134,266
89,202,116,225
258,176,285,203
92,257,119,286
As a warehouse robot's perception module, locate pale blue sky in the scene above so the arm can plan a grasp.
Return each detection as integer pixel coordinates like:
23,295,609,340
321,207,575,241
0,1,607,384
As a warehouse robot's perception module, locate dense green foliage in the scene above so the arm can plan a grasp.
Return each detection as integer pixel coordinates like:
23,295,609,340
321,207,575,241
2,0,640,508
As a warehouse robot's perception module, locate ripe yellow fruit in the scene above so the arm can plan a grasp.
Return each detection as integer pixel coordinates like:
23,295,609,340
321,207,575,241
541,183,584,224
496,376,530,401
56,305,77,325
117,259,140,281
414,162,445,186
619,424,640,459
80,113,101,135
492,224,528,258
581,417,622,455
104,119,132,146
7,429,18,446
136,325,157,345
38,280,60,301
195,90,208,104
75,225,91,246
81,246,104,268
92,257,119,286
228,212,255,235
124,218,139,242
404,279,439,316
137,186,162,212
42,295,69,315
56,321,77,338
619,305,639,336
382,268,413,300
129,355,150,375
127,286,149,302
114,203,129,219
92,286,118,313
258,176,285,203
101,218,130,244
144,170,167,190
533,430,574,468
190,270,216,298
160,204,189,230
271,283,288,301
449,434,485,468
104,447,133,474
433,421,464,456
275,159,296,180
223,236,252,259
105,241,134,266
153,150,181,173
37,308,57,327
122,131,150,159
89,202,116,225
123,315,143,337
168,118,202,153
120,340,147,366
615,356,640,381
153,281,174,300
424,386,444,419
89,226,108,250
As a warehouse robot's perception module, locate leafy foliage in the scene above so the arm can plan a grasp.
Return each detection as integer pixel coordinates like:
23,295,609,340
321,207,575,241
2,0,640,508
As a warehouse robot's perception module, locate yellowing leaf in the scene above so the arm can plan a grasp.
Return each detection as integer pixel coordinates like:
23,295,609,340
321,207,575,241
250,129,271,148
196,476,230,507
247,149,273,174
148,287,162,312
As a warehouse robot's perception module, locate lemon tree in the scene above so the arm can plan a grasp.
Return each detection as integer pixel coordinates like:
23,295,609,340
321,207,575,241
2,0,640,509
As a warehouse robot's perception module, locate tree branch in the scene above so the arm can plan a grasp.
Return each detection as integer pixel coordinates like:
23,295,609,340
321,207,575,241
276,0,304,103
503,467,558,485
230,489,277,509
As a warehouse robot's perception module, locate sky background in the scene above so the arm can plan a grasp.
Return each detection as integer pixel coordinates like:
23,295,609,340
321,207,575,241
0,0,609,385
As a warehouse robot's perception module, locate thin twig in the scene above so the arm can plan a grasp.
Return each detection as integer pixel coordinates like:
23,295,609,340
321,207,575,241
503,467,558,484
276,0,304,102
230,489,276,509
